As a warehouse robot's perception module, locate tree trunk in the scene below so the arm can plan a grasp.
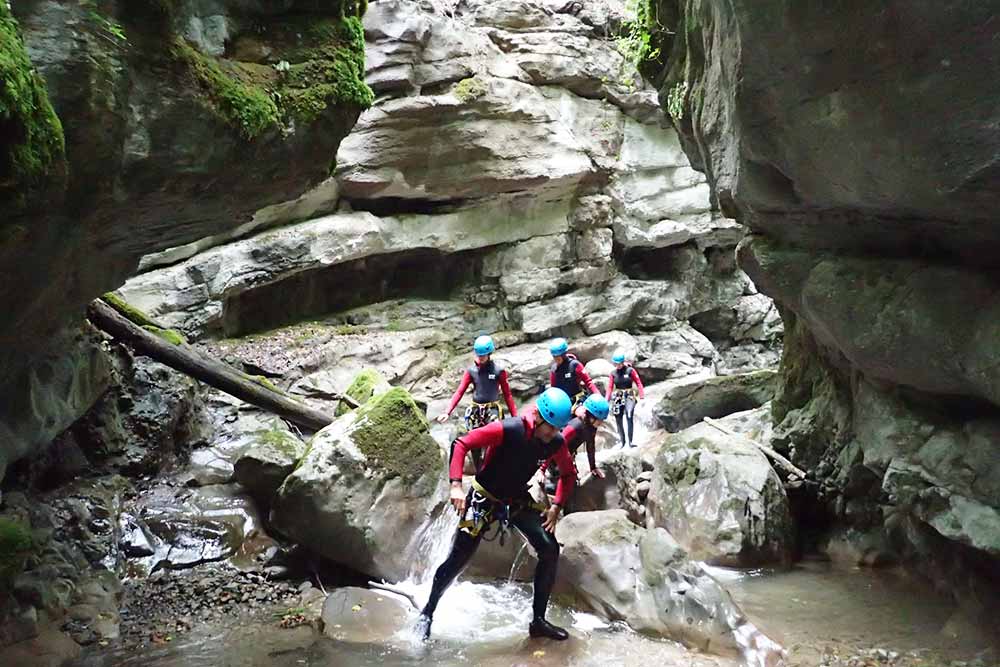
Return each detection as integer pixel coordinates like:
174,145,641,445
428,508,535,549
87,298,340,432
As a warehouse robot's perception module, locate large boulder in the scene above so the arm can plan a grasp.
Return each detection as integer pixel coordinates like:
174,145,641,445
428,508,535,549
655,369,777,432
569,449,644,524
645,409,793,566
271,388,447,581
553,510,781,660
321,588,411,642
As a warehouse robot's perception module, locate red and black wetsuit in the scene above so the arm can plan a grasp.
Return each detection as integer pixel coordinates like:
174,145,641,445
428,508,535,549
607,364,644,447
541,416,598,480
424,414,575,622
549,354,599,405
445,360,518,418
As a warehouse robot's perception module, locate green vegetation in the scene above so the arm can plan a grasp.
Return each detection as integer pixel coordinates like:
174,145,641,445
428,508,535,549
351,388,439,481
255,423,303,458
615,0,664,86
0,2,65,209
175,12,372,140
102,292,188,345
453,77,488,103
666,80,687,122
335,368,385,416
83,0,128,46
0,518,33,590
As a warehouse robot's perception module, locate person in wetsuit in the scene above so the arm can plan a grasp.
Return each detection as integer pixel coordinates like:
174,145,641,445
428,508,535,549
436,335,518,473
606,350,645,448
542,393,609,495
417,388,577,642
548,337,599,411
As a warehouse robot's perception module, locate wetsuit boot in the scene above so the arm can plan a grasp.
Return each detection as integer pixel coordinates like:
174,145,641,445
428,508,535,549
529,617,569,640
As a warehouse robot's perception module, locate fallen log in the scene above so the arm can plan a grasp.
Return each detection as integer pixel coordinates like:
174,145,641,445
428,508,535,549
87,298,336,432
703,416,807,479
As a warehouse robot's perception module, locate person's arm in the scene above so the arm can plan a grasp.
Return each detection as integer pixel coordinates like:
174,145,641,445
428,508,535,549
549,367,557,388
586,433,598,473
499,370,517,417
575,363,600,395
448,420,504,481
631,368,645,399
549,442,577,507
444,371,473,416
605,377,613,401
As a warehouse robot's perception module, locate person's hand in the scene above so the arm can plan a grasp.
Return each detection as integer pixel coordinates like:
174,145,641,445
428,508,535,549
592,467,605,479
542,504,561,533
436,413,450,424
449,482,465,514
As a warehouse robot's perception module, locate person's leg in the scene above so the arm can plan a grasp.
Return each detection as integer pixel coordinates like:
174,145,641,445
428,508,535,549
418,494,488,638
510,508,567,639
625,396,637,446
614,408,626,448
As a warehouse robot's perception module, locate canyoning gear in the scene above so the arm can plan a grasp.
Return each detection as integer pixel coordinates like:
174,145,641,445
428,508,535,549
529,618,569,641
536,388,573,429
607,363,644,448
612,350,626,364
443,361,518,419
549,354,600,403
549,338,569,357
473,335,496,357
582,394,610,421
423,416,572,640
448,416,576,506
543,415,599,497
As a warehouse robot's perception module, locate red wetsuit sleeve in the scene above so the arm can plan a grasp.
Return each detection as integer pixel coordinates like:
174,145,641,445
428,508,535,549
549,441,576,506
605,378,613,401
549,368,556,388
449,420,504,481
631,368,645,398
445,370,473,415
575,364,599,395
499,370,517,417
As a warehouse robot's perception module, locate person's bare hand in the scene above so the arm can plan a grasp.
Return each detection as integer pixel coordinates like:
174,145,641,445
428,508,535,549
592,467,605,479
436,414,449,424
450,483,465,514
542,505,561,533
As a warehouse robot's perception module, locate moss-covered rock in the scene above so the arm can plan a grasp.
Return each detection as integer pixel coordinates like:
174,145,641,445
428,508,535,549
351,387,439,481
0,2,65,210
334,368,389,417
0,518,34,590
233,418,306,508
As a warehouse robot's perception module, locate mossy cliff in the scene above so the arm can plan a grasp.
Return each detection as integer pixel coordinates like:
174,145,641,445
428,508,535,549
0,0,371,484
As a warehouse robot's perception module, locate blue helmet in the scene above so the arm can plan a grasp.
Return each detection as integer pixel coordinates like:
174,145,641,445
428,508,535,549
549,337,569,357
582,394,610,421
612,350,626,364
536,388,573,428
473,335,495,356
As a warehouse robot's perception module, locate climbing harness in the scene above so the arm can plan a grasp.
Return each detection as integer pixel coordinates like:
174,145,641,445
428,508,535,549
458,479,547,547
463,401,504,431
610,388,636,416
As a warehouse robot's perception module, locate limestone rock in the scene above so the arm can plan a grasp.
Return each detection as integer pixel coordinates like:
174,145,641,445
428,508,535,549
271,388,447,581
232,419,307,508
655,370,777,432
645,409,793,566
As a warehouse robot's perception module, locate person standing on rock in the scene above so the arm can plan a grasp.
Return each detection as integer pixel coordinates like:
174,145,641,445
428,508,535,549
541,394,609,495
548,337,599,411
606,350,644,447
436,335,518,473
418,388,577,642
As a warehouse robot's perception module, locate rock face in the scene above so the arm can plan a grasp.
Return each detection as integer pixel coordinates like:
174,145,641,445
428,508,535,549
554,510,781,660
645,409,793,566
232,418,307,508
271,387,447,581
647,0,1000,611
655,369,777,432
0,0,370,483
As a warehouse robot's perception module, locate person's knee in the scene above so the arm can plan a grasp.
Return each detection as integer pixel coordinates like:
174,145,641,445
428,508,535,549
537,535,560,562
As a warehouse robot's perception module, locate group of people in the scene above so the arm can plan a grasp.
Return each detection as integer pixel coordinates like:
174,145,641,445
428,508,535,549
416,334,646,642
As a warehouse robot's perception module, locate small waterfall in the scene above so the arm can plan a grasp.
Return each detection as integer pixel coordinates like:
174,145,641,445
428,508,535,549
402,503,459,585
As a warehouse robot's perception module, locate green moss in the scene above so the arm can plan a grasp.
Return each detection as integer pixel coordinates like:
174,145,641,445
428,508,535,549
351,387,439,481
173,38,279,139
256,424,303,458
143,325,187,346
249,375,283,394
335,368,385,417
0,518,33,590
102,292,188,344
0,2,65,209
452,77,488,103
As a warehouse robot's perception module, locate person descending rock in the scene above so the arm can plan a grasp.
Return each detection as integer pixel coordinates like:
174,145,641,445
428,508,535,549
436,335,518,473
417,388,577,642
548,337,599,412
541,394,609,496
606,350,645,447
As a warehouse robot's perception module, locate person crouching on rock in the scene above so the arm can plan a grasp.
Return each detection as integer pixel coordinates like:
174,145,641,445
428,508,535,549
607,350,645,448
417,388,577,642
548,337,600,412
436,335,518,473
541,394,610,496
